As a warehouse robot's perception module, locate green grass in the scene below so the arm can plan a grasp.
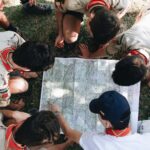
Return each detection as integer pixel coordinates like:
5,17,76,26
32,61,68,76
2,4,150,149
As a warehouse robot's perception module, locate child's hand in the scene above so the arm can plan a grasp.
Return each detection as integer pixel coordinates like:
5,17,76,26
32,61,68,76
55,34,64,48
49,104,61,113
79,43,91,58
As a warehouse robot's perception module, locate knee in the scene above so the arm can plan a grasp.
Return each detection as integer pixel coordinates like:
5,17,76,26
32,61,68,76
0,11,5,18
64,32,79,44
9,77,29,94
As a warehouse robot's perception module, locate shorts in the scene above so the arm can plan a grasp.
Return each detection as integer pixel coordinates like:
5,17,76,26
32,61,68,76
64,10,84,21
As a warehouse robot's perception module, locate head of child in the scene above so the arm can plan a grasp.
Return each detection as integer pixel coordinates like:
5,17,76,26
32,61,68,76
89,91,130,130
87,6,120,47
112,55,147,86
14,111,60,146
12,41,54,72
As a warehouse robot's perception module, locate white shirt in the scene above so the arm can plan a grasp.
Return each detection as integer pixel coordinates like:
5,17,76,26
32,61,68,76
115,6,150,60
55,0,131,14
80,132,150,150
0,31,25,107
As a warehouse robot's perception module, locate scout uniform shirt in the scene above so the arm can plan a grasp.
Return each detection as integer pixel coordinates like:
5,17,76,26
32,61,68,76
0,31,25,107
115,6,150,64
79,131,150,150
55,0,131,14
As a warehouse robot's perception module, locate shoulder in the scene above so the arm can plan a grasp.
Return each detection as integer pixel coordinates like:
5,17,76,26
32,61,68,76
79,132,111,150
80,132,105,144
0,31,25,48
106,0,131,9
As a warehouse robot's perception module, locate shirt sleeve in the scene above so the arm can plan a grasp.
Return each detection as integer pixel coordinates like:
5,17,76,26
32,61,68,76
5,31,25,48
0,75,10,107
109,0,131,12
79,132,104,150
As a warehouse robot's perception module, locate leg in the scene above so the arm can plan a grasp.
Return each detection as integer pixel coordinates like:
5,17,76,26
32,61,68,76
7,77,28,110
63,14,82,44
9,77,29,94
0,11,9,28
0,11,18,32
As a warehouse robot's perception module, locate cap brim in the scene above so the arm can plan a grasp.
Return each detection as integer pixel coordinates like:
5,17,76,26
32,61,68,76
89,99,101,114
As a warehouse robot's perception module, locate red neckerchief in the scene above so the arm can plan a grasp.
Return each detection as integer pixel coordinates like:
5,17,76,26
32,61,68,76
5,124,27,150
86,0,110,12
0,47,16,72
128,49,148,65
106,127,131,137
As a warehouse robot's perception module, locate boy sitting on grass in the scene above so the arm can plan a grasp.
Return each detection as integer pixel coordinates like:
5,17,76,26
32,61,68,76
50,91,150,150
0,109,71,150
112,6,150,86
0,31,54,109
80,5,150,86
54,0,131,51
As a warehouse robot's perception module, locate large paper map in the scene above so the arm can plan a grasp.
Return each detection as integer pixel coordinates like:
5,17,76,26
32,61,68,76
40,58,140,133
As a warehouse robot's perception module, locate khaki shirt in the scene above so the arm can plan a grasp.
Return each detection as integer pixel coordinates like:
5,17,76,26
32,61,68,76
0,31,25,107
115,6,150,61
55,0,131,14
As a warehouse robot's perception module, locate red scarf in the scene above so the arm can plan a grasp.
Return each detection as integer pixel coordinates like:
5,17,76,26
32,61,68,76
86,0,110,12
106,127,131,137
0,47,16,72
128,49,149,65
5,124,27,150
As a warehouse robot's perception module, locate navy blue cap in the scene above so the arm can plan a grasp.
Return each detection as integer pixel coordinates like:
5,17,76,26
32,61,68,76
89,91,131,129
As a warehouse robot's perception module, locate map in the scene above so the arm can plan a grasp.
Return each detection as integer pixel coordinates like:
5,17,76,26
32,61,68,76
40,58,140,133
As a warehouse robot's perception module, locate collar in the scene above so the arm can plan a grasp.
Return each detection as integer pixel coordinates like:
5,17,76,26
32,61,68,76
6,124,27,150
0,47,16,72
86,0,110,12
128,49,149,65
106,127,131,137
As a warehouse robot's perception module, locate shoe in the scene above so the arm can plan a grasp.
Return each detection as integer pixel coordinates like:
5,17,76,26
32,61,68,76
21,1,52,15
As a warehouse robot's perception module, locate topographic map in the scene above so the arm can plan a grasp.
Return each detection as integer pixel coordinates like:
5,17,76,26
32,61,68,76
40,58,140,133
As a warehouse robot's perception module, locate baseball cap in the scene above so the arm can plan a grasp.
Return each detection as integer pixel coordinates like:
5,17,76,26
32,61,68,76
89,91,131,129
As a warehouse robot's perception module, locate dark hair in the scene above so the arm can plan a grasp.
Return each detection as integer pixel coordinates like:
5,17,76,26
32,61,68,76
113,110,130,129
12,41,54,72
112,56,147,86
15,111,60,146
89,7,120,46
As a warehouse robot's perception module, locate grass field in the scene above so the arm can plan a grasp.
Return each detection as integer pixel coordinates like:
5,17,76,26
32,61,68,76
2,4,150,149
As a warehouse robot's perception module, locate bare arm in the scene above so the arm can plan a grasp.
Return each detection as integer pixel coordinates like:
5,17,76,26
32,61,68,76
50,104,82,144
0,109,30,123
55,10,65,48
56,10,63,36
